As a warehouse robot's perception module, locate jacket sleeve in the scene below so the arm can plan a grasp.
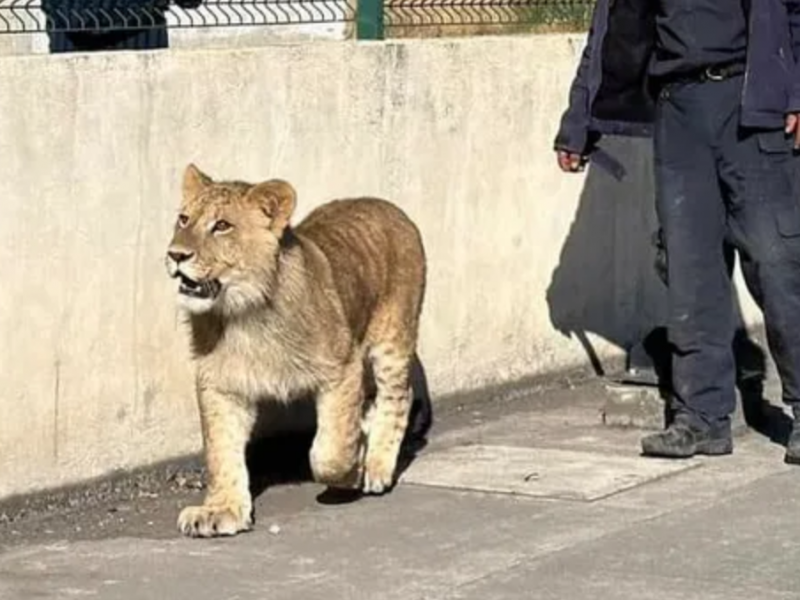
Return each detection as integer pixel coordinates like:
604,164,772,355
553,28,599,155
786,0,800,111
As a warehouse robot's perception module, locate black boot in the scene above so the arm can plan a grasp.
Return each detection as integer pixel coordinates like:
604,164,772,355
784,407,800,465
641,414,733,458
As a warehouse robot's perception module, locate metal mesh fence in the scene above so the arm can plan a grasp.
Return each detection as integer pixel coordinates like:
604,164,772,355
0,0,591,35
385,0,592,30
0,0,355,33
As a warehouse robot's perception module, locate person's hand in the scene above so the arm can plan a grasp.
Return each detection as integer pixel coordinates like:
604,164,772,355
785,113,800,149
556,150,586,173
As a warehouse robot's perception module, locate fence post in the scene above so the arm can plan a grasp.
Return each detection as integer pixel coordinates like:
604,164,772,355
356,0,385,40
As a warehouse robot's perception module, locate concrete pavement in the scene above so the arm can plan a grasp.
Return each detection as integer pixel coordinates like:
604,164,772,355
1,379,799,599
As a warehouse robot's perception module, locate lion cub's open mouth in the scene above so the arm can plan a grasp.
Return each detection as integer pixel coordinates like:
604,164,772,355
178,273,222,300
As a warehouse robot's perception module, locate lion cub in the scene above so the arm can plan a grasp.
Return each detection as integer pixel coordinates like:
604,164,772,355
165,165,426,538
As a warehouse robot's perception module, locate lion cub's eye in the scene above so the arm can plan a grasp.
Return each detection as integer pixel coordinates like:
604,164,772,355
211,220,233,235
177,214,189,228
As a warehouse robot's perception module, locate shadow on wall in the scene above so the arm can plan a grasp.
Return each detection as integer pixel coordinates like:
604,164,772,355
546,136,788,443
546,135,665,376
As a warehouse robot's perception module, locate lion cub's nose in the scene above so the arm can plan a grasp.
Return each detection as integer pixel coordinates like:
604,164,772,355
168,249,194,264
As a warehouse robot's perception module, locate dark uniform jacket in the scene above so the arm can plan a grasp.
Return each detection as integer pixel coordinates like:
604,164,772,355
554,0,800,155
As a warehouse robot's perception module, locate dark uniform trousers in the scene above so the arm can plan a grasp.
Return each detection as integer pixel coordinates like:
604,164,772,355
48,29,167,52
655,73,800,427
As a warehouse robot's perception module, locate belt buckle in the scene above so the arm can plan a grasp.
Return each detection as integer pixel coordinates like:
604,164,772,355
704,66,725,82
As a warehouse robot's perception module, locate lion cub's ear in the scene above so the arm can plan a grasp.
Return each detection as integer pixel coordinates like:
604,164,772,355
245,179,297,233
183,164,213,200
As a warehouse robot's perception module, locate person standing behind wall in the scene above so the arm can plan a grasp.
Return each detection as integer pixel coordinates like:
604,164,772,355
553,0,800,464
41,0,200,52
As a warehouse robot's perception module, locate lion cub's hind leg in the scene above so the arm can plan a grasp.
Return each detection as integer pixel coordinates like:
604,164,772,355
310,359,366,490
362,341,414,495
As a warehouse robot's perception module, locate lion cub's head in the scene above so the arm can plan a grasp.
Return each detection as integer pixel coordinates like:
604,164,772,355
166,164,297,316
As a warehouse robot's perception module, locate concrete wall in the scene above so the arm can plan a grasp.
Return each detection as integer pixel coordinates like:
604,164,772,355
0,34,764,499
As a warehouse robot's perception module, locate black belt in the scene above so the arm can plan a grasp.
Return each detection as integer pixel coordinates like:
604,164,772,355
656,62,746,88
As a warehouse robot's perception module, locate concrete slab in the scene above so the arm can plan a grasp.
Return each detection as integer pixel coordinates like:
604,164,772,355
578,470,800,592
597,434,792,511
601,382,669,429
445,564,797,600
0,487,657,600
401,444,700,501
601,379,749,433
426,386,653,457
445,470,800,600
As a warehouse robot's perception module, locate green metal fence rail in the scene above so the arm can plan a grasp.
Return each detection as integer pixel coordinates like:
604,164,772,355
0,0,591,37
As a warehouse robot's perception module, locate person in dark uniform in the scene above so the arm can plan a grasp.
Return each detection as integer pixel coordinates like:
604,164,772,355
42,0,200,53
554,0,800,462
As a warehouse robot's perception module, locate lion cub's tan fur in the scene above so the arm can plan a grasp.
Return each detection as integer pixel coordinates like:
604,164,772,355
166,165,426,537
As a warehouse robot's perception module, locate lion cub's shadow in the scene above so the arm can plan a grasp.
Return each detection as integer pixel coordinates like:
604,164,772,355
246,355,433,506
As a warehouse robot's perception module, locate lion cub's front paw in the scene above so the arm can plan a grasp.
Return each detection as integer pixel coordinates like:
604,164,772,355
177,503,253,538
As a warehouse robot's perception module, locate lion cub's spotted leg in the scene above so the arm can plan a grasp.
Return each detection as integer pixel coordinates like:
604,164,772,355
178,388,256,538
310,359,365,489
362,344,413,495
